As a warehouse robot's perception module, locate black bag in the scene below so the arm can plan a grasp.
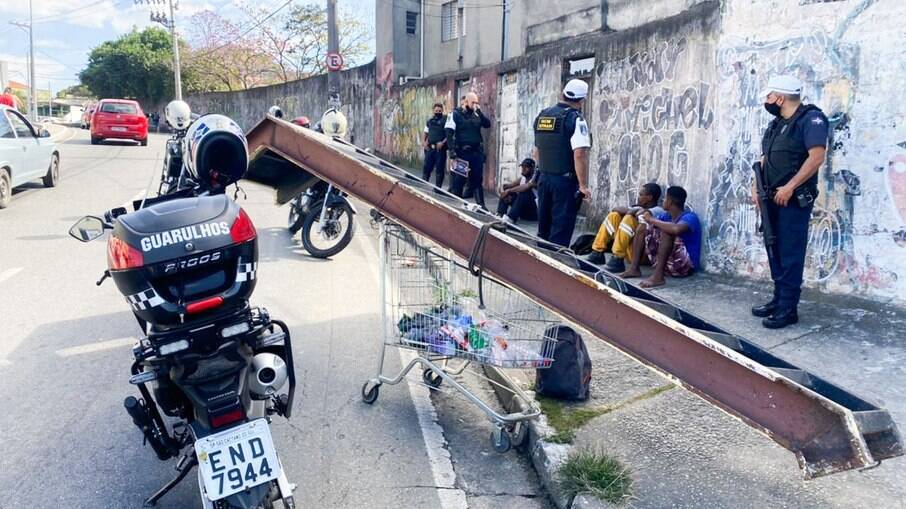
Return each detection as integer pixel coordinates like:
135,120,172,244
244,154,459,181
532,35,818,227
535,325,592,401
569,233,596,256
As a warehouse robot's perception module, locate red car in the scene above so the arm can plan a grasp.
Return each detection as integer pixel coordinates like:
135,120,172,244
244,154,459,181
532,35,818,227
91,99,148,146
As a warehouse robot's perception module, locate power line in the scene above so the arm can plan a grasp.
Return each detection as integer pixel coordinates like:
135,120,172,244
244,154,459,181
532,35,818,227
29,0,111,24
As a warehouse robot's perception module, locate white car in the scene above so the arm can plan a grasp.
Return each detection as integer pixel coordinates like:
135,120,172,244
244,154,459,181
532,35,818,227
0,105,60,209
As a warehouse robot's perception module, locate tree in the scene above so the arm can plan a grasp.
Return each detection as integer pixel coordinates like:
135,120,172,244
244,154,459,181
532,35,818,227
182,11,276,93
56,84,93,99
79,28,175,105
282,4,372,78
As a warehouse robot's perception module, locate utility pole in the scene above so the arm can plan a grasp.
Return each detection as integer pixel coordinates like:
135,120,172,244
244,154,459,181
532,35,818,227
29,0,36,120
326,0,339,105
8,0,36,120
138,0,182,100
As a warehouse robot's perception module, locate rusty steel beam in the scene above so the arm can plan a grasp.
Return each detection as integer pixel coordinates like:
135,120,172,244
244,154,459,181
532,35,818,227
245,117,902,478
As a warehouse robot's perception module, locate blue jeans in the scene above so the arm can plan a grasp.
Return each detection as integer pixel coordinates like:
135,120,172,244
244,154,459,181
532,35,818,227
536,173,579,247
766,201,814,312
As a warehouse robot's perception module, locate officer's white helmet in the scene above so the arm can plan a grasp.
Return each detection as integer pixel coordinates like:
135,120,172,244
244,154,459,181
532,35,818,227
165,100,192,130
320,108,348,139
268,105,284,119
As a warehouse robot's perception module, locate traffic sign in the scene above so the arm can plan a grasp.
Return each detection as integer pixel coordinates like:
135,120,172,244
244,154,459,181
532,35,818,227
326,52,344,72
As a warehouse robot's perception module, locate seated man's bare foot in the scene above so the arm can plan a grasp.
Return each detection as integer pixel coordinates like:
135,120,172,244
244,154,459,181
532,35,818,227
619,269,642,279
640,277,666,288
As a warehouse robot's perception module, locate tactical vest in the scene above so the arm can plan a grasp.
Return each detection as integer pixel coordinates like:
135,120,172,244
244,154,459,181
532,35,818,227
762,104,825,190
452,109,485,150
426,115,446,145
534,104,578,175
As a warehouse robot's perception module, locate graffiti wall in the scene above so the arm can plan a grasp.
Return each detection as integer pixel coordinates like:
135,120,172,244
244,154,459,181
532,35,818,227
589,7,719,224
373,66,502,189
708,0,906,301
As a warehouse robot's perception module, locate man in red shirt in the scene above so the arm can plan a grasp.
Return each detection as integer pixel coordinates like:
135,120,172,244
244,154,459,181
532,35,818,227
0,87,18,109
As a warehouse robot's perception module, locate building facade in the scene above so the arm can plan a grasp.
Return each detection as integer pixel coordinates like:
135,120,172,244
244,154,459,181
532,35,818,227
372,0,906,304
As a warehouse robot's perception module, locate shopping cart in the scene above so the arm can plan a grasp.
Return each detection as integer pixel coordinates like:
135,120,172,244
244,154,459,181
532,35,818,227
361,221,560,452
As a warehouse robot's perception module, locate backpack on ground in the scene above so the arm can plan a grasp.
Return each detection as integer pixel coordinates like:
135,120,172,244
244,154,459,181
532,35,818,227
535,325,592,401
569,233,596,256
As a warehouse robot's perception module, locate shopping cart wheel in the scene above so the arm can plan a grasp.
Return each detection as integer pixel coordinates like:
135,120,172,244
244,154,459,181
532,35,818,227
422,369,443,389
490,427,511,453
509,422,528,449
362,381,380,404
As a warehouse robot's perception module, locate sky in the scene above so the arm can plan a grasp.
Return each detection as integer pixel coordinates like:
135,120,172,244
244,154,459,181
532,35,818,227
0,0,376,93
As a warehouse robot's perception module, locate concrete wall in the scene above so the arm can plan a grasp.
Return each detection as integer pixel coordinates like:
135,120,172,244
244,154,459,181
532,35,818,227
184,0,906,303
180,62,376,148
707,0,906,301
372,0,906,304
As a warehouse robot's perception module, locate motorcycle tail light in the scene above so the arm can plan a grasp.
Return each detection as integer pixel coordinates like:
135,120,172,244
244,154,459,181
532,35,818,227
230,208,257,244
107,236,144,270
210,407,245,429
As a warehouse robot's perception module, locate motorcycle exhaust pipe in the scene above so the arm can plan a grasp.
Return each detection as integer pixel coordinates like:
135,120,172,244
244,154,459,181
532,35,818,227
124,396,173,460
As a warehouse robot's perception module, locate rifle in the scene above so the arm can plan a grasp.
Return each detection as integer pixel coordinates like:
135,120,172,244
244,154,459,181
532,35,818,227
752,161,776,261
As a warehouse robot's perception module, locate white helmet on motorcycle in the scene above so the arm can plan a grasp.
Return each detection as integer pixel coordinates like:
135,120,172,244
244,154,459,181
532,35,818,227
320,108,348,139
184,114,248,191
165,100,192,130
268,105,284,119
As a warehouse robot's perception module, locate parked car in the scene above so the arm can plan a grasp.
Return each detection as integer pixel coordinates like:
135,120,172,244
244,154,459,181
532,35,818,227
0,105,60,209
90,99,148,146
80,102,96,129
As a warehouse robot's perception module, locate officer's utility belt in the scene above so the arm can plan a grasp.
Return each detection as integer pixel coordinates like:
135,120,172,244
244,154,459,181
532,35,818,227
457,144,483,153
771,185,818,208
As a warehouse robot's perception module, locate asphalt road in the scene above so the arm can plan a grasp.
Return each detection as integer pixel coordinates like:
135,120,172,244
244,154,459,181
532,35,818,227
0,129,546,508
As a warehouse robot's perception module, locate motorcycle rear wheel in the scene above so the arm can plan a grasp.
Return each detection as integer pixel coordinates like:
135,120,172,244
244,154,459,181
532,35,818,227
300,200,355,259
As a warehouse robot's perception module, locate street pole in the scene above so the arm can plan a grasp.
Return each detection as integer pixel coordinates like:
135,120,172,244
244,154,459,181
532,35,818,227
29,0,36,120
168,0,182,100
326,0,339,104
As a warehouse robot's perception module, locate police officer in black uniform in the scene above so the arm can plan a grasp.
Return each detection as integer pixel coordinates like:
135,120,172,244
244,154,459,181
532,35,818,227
422,103,448,188
533,79,592,247
446,92,492,208
752,75,828,329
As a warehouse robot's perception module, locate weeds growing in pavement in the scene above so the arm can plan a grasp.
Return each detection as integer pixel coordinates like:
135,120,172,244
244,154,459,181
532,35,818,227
558,447,633,504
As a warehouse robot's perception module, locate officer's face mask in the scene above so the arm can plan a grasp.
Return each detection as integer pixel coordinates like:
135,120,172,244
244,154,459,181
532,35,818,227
764,95,783,117
434,111,443,118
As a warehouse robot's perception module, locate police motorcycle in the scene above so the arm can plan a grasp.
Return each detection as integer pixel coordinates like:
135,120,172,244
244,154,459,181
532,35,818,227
158,100,193,195
68,114,298,509
281,105,357,259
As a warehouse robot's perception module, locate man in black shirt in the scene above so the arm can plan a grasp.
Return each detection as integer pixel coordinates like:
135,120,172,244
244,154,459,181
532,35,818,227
446,92,492,208
422,103,448,188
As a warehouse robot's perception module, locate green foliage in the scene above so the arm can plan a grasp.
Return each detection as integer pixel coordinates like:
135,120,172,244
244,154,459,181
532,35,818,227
558,448,633,504
56,84,93,99
537,396,609,444
79,27,175,105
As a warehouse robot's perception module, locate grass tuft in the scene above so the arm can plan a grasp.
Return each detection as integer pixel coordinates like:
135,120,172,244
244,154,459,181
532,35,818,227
558,447,633,504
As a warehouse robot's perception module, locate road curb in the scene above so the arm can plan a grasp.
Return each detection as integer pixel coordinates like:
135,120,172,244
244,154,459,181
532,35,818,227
482,364,575,509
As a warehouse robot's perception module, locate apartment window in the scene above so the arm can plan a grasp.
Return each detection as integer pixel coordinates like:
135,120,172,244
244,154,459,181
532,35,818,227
442,1,458,42
406,11,418,35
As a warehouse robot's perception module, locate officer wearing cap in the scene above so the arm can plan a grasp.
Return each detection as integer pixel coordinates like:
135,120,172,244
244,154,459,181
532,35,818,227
751,74,828,329
532,79,592,247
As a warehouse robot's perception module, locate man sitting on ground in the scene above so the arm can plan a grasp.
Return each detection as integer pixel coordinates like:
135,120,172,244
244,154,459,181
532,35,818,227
586,182,663,272
496,158,539,224
620,186,701,288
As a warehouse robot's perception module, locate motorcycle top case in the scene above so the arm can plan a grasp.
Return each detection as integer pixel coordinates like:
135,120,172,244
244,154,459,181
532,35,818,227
108,194,258,329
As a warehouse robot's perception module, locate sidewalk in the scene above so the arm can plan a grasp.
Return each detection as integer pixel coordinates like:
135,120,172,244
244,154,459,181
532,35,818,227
504,268,906,508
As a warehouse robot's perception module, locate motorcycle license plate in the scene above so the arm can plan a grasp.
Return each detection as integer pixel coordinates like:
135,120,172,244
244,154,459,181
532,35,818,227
111,126,127,132
195,419,281,501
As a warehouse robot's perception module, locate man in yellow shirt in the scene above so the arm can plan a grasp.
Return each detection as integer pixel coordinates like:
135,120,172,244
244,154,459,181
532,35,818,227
586,183,663,272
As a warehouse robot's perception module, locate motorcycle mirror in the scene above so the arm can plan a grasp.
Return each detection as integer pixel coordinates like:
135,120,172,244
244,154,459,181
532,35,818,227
69,216,108,242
